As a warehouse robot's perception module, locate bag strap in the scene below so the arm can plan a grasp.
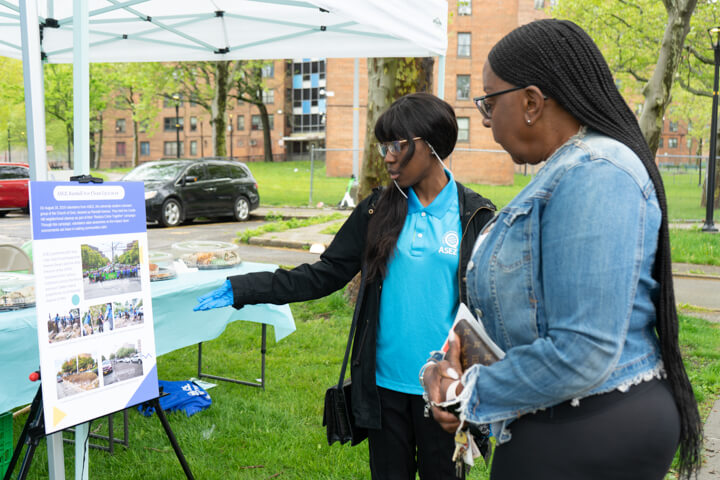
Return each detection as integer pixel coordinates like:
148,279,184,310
337,303,358,389
337,191,381,389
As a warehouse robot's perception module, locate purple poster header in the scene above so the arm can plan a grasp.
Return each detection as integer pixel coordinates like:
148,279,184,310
30,181,146,240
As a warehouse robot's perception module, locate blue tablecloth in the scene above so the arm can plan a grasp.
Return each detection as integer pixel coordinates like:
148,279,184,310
0,262,295,413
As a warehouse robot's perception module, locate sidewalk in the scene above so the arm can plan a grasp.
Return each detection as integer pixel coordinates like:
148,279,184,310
250,207,720,478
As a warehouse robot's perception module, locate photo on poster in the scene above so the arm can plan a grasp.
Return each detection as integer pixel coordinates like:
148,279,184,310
112,298,144,330
85,302,116,335
55,353,99,400
101,339,145,387
47,307,82,344
82,239,141,301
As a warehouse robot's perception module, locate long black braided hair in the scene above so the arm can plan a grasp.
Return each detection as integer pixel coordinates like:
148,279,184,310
487,19,701,478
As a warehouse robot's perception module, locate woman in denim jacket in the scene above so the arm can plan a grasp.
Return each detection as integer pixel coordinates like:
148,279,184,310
423,19,702,480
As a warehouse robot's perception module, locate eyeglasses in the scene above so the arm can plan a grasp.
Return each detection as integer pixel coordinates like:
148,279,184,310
473,86,526,120
377,137,422,157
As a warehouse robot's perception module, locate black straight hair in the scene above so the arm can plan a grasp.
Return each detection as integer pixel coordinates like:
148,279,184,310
488,19,701,478
365,93,458,282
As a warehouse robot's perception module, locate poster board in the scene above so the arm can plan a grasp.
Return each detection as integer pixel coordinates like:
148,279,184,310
30,181,159,434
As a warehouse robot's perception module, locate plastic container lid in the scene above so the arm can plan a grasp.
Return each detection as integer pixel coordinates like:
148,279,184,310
0,272,34,293
172,241,241,269
148,251,174,266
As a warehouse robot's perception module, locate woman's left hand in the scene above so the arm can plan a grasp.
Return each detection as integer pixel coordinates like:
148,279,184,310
423,333,465,433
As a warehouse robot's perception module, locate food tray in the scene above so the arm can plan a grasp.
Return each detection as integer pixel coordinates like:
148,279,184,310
148,251,177,281
172,241,241,269
0,272,35,311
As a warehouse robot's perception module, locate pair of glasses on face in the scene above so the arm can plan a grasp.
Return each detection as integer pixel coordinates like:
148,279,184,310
472,86,526,120
377,137,422,157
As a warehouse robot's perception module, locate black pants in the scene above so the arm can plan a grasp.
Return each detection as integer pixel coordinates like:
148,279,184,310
490,378,680,480
368,387,458,480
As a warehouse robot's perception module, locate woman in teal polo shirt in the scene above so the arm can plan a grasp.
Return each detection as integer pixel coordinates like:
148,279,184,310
195,93,496,479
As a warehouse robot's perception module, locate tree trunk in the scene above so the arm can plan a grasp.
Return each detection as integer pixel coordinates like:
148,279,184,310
638,0,697,154
257,102,274,162
357,58,399,200
212,61,231,157
66,125,73,169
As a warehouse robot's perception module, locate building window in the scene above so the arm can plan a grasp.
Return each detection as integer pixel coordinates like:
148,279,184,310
457,33,471,57
139,120,149,133
237,139,243,147
457,117,469,142
534,0,544,8
261,63,274,78
262,89,275,104
250,139,258,146
163,141,184,156
458,0,471,15
669,121,679,132
164,117,183,132
190,116,198,132
140,141,150,156
115,118,126,133
190,140,197,156
251,114,274,131
668,137,678,149
237,115,245,131
456,75,470,100
116,142,126,156
658,137,664,148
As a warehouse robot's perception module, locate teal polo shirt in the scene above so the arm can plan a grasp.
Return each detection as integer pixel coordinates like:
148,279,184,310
376,170,461,395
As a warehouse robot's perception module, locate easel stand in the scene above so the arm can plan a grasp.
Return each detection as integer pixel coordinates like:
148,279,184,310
4,386,195,480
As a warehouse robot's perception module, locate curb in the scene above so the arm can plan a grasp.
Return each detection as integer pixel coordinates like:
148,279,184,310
672,273,720,281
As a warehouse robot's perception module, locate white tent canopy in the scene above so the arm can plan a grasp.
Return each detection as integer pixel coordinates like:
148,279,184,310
0,0,447,181
0,0,447,62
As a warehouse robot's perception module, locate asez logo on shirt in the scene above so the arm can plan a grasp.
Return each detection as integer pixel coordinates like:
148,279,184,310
438,231,459,256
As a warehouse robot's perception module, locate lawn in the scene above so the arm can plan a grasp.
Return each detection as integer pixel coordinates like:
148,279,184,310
9,292,719,479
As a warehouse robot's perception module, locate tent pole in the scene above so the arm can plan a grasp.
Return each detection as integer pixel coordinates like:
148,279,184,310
437,55,445,100
352,58,359,179
19,0,48,181
73,0,90,176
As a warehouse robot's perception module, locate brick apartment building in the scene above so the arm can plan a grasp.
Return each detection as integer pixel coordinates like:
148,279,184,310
101,0,550,185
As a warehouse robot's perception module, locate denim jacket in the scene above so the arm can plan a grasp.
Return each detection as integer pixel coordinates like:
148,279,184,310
461,128,664,444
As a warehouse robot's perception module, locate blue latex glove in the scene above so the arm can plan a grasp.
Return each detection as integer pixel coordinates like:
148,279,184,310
193,280,234,311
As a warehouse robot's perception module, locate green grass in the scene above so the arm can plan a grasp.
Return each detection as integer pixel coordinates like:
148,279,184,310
661,170,710,221
235,213,346,244
670,227,720,266
9,293,719,479
243,161,349,207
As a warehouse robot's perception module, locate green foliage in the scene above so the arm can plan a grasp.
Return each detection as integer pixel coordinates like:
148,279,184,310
81,245,109,270
117,241,140,265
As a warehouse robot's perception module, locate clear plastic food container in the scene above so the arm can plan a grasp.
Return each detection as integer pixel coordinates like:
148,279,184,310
148,251,177,281
171,241,241,269
0,272,36,310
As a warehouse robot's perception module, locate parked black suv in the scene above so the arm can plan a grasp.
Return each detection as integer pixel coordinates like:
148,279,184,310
122,159,260,227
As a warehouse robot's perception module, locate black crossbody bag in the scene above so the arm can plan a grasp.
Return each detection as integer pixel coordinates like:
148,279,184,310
322,294,368,446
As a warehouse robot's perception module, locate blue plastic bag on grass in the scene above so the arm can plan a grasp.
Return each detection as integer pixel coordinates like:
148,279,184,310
138,380,212,417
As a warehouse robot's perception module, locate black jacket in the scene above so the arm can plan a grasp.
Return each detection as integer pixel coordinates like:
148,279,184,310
228,182,495,429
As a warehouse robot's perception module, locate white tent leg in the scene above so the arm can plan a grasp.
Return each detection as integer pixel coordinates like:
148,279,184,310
437,54,445,100
20,0,48,181
73,0,90,175
352,58,359,179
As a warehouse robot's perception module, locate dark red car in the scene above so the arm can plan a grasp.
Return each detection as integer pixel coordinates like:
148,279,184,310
0,163,30,216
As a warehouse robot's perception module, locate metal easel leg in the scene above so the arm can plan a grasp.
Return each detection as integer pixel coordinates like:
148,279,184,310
197,324,266,389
